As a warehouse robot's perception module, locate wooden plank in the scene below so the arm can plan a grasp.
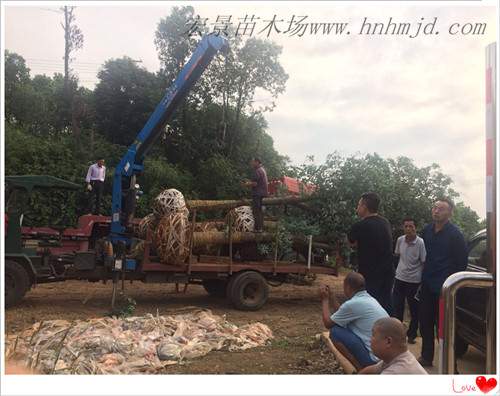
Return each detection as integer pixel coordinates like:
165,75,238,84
320,332,356,374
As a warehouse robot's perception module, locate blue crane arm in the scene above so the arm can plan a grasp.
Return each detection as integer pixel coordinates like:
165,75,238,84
110,34,228,240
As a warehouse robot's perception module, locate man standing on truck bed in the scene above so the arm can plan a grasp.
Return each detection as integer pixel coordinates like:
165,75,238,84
241,158,268,232
418,197,467,367
85,158,106,215
348,192,394,315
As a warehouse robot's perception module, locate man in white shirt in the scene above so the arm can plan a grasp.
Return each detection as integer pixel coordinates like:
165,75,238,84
85,158,106,215
359,317,427,375
392,218,426,344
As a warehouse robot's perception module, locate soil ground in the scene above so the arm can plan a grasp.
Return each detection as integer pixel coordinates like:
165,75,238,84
5,271,486,375
5,274,345,374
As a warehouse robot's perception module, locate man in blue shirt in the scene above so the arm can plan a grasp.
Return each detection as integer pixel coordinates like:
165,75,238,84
418,197,467,367
320,272,388,370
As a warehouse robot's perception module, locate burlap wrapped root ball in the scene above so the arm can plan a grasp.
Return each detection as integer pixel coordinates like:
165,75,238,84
153,188,189,217
228,206,255,232
155,212,190,265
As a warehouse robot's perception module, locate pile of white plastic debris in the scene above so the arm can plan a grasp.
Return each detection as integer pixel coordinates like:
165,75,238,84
5,309,273,374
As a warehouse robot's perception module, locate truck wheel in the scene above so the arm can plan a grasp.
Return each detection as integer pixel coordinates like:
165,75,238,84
5,260,30,308
202,279,228,298
455,335,469,358
228,271,269,311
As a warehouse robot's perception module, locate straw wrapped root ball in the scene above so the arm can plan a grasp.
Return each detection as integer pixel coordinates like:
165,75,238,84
137,213,158,239
228,206,255,232
155,212,190,265
153,188,188,217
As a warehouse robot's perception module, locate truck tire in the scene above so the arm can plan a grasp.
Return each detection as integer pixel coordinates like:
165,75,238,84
228,271,269,311
202,279,228,298
455,335,469,358
5,260,30,308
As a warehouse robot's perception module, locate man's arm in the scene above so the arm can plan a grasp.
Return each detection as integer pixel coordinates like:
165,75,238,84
320,285,335,328
394,237,401,256
85,165,93,183
322,299,334,329
451,231,468,273
348,222,360,247
419,238,427,264
241,180,257,187
358,363,382,374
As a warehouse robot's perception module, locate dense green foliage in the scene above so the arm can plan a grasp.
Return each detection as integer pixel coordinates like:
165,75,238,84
4,6,483,244
288,153,484,242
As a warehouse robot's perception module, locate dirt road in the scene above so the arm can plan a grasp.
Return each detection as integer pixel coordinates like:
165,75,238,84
5,274,345,374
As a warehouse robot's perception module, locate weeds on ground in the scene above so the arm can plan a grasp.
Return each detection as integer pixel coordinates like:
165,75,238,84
105,296,137,318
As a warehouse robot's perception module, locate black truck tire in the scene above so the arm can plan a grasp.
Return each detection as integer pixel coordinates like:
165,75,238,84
5,260,31,308
227,271,269,311
455,335,469,358
202,279,228,298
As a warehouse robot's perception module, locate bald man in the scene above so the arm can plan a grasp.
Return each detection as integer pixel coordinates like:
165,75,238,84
359,318,427,374
320,272,388,370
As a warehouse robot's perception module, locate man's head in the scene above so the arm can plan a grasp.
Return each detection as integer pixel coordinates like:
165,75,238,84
403,217,417,238
250,158,262,169
97,158,105,167
370,317,407,361
431,197,454,224
356,192,380,218
343,272,366,298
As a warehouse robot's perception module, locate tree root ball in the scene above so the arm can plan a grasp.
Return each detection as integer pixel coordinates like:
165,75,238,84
155,212,190,265
228,206,255,232
153,188,189,218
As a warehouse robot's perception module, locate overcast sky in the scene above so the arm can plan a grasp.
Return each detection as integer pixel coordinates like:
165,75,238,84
4,2,497,217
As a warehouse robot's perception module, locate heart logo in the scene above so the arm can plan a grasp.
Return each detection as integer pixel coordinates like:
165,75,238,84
476,376,497,394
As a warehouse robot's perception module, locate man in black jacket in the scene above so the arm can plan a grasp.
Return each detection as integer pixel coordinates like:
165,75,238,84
348,192,394,315
418,197,467,367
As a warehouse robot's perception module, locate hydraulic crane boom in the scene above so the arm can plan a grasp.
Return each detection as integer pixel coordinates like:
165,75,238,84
109,35,228,242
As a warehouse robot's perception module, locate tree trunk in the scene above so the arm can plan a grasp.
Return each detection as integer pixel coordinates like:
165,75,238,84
186,195,313,211
228,81,245,157
63,7,70,96
193,231,273,246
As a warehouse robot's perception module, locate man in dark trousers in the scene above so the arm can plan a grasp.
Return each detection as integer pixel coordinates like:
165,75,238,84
241,158,268,232
392,218,426,344
418,197,467,367
348,192,394,315
85,158,106,215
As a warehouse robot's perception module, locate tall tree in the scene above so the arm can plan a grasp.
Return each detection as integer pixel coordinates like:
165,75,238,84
94,57,161,146
61,6,84,143
61,6,83,94
154,7,289,158
154,6,202,86
213,37,288,157
4,51,31,124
